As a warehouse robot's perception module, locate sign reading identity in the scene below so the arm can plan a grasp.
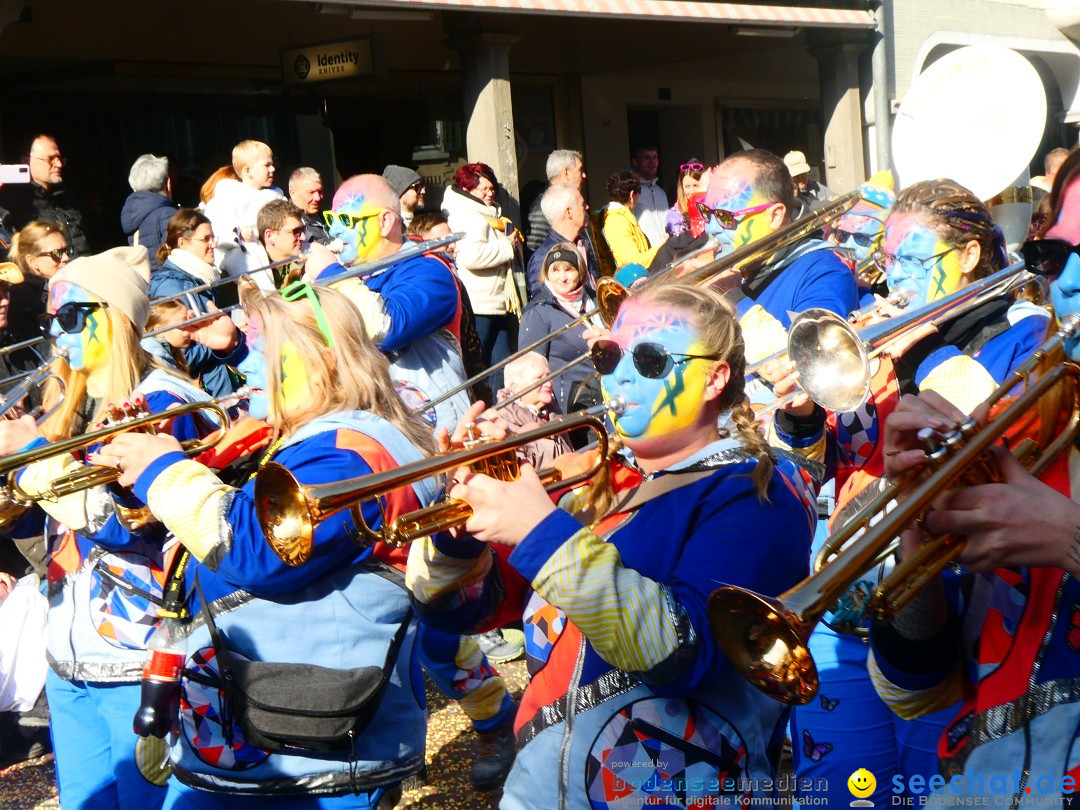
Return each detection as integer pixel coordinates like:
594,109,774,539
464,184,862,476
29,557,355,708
282,37,378,85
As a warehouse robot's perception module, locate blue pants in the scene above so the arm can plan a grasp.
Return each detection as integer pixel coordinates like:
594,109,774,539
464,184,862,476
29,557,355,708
474,314,518,393
162,781,390,808
790,517,955,809
46,669,166,810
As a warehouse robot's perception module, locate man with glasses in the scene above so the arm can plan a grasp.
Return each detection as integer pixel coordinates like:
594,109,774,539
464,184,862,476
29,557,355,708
382,164,426,231
255,199,307,287
700,149,857,364
0,135,89,256
826,172,896,307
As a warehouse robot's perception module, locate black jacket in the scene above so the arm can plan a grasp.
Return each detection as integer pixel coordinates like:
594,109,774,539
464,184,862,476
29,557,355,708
0,182,89,256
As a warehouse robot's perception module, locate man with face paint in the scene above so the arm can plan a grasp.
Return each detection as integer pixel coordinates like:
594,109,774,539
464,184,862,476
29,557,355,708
305,173,470,431
826,171,896,307
865,150,1080,805
701,149,858,367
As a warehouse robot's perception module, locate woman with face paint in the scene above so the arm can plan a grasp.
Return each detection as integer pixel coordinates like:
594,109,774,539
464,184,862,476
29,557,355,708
0,245,228,810
99,281,438,809
865,150,1080,803
407,282,818,809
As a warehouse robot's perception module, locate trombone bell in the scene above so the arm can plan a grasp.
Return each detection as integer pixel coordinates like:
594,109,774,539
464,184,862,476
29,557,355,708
708,587,819,705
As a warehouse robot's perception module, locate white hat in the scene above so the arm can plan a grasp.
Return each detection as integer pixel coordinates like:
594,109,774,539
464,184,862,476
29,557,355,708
783,150,812,177
49,246,151,335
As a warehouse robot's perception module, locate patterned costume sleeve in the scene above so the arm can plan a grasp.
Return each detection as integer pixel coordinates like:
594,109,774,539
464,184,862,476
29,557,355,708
915,349,999,414
868,616,967,719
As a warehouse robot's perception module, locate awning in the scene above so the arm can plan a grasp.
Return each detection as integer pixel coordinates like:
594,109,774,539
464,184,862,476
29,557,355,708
349,0,876,29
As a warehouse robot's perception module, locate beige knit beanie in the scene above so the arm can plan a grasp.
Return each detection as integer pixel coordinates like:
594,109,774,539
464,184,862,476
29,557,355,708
49,246,151,335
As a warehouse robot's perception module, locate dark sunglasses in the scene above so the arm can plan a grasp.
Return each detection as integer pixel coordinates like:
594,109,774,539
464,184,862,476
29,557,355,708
680,162,705,173
591,340,720,379
407,180,426,194
1020,239,1080,277
40,302,108,335
694,200,774,230
321,210,382,229
831,228,877,247
37,246,74,262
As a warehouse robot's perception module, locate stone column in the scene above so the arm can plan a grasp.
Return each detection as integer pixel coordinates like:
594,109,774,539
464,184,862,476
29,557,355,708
447,31,523,224
809,38,869,193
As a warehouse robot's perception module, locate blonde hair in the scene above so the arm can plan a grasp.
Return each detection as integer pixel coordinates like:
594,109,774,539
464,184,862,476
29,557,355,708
231,140,272,175
585,281,774,517
145,300,192,375
239,283,436,453
41,303,186,441
9,220,70,276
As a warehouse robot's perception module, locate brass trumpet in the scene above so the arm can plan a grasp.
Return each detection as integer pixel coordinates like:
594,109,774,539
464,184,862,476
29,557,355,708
256,399,623,567
2,396,239,503
708,315,1080,705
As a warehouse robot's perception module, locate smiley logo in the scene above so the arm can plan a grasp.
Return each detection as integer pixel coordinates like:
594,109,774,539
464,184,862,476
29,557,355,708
848,768,876,798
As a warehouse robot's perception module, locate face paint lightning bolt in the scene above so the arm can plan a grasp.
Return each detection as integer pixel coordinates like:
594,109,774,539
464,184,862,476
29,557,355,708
881,214,966,309
47,281,110,377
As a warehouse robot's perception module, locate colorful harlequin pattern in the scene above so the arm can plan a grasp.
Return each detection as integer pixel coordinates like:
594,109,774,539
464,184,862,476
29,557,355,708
523,591,566,675
584,698,749,809
181,646,270,771
89,552,166,649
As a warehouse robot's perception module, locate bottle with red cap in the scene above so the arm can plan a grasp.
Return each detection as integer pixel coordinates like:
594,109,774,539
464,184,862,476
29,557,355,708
133,616,186,738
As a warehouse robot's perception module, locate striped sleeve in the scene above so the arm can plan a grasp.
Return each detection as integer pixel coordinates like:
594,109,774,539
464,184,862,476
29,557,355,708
16,452,115,534
407,533,495,606
510,509,695,682
867,647,967,719
140,453,235,563
917,353,998,414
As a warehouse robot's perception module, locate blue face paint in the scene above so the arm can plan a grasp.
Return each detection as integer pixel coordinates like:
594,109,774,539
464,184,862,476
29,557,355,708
47,282,108,373
238,342,269,421
881,215,963,309
833,211,885,265
600,302,712,443
327,192,384,267
1051,252,1080,361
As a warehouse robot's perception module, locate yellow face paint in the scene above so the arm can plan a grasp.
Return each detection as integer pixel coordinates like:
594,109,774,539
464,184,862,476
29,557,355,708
277,340,312,417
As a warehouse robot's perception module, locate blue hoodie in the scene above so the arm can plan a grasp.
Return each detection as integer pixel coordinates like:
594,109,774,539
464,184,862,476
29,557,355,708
120,191,179,271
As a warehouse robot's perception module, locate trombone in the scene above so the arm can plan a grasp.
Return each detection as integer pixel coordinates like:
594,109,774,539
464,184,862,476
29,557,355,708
2,395,240,503
145,232,465,339
707,314,1080,705
255,399,623,566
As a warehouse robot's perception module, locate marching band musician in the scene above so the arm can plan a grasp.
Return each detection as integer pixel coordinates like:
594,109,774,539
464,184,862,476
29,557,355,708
699,149,858,364
0,246,227,809
96,281,437,809
772,180,1051,809
870,149,1080,805
407,281,818,809
825,172,897,307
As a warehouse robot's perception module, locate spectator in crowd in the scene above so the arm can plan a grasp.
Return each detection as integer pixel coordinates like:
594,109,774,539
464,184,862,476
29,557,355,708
407,211,492,405
6,220,72,345
526,183,596,297
0,262,43,400
0,135,89,256
0,569,50,766
149,209,246,398
520,242,603,413
525,149,586,254
254,199,306,287
489,351,573,468
441,162,521,393
120,154,179,272
202,140,285,281
305,173,471,431
383,165,427,231
198,165,237,206
665,159,705,238
784,149,833,210
630,144,668,246
602,170,663,269
287,166,331,245
1032,146,1071,194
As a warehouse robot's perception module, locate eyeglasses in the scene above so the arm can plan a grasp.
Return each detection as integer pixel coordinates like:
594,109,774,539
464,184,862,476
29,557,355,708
41,302,107,335
29,154,66,167
278,226,306,238
322,210,385,229
36,246,74,262
186,234,216,245
831,228,878,247
591,340,721,379
680,162,705,173
695,200,775,230
1020,239,1080,277
281,281,335,349
407,180,425,194
872,247,958,275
